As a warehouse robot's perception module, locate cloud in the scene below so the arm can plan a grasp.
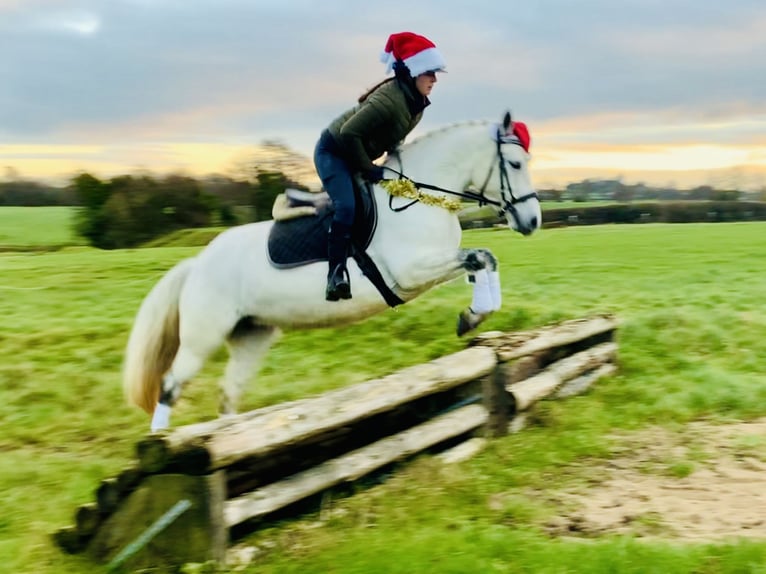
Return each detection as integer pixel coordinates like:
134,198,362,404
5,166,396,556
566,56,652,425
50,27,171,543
600,7,766,61
538,144,763,172
1,0,765,189
32,11,101,35
533,108,766,148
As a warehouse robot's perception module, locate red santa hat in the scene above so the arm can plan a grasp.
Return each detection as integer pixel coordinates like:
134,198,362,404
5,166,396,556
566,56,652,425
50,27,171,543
380,32,446,77
491,120,532,152
512,122,531,152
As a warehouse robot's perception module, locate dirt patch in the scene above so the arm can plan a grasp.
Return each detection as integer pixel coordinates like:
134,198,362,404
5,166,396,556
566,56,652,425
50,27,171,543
546,419,766,541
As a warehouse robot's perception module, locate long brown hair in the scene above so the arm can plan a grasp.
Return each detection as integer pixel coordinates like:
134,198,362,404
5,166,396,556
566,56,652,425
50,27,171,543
358,77,395,103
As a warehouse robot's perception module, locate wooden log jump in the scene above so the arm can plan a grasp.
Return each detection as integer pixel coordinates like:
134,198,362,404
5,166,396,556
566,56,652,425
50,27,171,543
53,314,618,570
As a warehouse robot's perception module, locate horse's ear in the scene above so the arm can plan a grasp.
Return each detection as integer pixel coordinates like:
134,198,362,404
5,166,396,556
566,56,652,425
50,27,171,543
502,111,512,132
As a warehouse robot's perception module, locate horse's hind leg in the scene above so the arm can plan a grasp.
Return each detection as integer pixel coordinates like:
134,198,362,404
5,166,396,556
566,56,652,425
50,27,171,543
151,313,234,432
219,322,281,416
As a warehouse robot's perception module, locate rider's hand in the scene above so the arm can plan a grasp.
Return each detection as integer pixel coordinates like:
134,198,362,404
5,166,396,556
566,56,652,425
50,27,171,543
363,165,385,183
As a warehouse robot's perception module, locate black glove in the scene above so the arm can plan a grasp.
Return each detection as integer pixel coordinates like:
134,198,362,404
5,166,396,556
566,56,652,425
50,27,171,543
362,165,385,183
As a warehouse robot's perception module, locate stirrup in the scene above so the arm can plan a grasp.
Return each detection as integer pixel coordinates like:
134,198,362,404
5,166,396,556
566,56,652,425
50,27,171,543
326,265,351,301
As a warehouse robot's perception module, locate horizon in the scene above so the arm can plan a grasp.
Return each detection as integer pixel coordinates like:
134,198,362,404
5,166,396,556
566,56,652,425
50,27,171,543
4,137,764,193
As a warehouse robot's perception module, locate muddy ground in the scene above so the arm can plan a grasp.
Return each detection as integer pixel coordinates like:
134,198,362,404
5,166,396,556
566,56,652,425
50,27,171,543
543,419,766,541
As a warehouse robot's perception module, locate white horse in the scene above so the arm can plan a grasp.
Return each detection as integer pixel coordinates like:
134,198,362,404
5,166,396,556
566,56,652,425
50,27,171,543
124,112,541,431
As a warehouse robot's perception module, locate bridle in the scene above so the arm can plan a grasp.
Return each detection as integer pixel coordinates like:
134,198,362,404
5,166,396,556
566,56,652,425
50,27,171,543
476,127,539,228
383,128,538,227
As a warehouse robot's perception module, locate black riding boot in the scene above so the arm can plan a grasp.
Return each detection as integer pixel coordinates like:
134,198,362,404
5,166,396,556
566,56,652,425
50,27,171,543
326,222,352,301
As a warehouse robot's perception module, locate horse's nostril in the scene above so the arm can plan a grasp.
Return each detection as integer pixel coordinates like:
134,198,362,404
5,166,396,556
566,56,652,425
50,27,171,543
530,216,538,229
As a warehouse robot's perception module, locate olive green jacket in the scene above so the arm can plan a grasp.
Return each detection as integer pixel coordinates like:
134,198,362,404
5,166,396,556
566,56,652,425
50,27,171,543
328,78,428,172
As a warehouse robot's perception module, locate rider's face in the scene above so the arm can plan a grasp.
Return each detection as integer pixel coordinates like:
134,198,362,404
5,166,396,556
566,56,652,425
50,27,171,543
415,71,438,97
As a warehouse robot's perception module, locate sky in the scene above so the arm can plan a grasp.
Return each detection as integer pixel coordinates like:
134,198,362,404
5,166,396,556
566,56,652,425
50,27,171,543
2,0,766,190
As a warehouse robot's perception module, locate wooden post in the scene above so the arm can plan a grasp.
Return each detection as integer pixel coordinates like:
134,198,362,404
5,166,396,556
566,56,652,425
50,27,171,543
52,525,87,554
75,503,101,538
482,365,512,437
95,466,143,515
88,472,227,571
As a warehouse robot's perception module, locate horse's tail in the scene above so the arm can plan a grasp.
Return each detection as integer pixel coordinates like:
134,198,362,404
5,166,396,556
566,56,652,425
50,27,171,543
123,258,196,414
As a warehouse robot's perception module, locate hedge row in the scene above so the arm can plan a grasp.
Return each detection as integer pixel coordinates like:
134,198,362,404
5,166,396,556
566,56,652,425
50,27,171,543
460,201,766,229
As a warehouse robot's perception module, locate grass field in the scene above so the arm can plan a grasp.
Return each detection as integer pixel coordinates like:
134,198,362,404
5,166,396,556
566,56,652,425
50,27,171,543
1,211,766,573
0,206,83,249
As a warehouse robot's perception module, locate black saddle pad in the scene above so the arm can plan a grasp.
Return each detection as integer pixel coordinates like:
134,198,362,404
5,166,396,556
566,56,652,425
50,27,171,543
267,184,377,269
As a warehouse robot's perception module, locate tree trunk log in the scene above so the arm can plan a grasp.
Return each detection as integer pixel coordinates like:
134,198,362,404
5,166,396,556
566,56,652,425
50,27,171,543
554,362,617,399
223,403,488,528
137,347,497,474
437,437,488,464
506,342,617,411
471,314,618,362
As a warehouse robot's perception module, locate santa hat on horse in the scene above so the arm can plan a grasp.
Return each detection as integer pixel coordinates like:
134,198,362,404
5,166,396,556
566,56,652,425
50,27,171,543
380,32,447,77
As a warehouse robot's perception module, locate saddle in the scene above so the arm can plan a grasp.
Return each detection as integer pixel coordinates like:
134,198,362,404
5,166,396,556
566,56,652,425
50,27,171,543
267,181,403,307
267,183,376,268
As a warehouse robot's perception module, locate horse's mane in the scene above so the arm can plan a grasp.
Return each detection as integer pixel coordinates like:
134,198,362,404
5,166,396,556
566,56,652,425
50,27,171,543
404,120,490,149
384,120,493,174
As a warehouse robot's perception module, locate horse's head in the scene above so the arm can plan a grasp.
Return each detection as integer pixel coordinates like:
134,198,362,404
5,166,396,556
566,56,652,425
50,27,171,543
477,112,541,236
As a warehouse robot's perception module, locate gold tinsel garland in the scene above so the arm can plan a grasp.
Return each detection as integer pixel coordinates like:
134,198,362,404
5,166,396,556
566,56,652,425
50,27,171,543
379,179,463,213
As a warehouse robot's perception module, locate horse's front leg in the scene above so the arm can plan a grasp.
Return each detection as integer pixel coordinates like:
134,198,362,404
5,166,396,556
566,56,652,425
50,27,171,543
457,248,502,336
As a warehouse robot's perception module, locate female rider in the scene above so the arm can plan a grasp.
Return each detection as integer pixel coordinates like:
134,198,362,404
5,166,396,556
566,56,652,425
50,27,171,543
313,31,446,301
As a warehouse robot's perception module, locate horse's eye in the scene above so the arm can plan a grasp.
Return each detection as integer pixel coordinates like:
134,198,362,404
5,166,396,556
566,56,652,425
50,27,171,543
508,161,522,170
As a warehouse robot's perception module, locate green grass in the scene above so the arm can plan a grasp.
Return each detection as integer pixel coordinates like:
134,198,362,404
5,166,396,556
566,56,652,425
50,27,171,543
140,227,224,248
0,206,83,249
1,221,766,573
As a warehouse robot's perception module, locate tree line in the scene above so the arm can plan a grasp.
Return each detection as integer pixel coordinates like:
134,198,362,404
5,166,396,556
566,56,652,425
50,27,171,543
67,170,307,249
2,140,315,249
1,169,306,249
538,179,765,203
3,164,765,249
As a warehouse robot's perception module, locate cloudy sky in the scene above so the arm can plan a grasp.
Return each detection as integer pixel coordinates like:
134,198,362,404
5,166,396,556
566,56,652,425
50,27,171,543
2,0,766,189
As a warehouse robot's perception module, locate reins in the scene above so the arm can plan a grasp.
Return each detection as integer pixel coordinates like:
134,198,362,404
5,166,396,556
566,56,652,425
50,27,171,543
381,137,538,217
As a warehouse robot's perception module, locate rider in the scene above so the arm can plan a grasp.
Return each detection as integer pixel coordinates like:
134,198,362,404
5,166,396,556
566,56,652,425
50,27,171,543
314,31,446,301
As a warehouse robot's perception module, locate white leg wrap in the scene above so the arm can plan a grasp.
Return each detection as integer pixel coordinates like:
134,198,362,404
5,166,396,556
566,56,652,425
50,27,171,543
151,402,172,432
470,269,493,314
489,271,502,311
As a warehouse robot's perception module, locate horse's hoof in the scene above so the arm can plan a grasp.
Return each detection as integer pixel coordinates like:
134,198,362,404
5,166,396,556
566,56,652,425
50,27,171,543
457,308,490,336
456,310,474,337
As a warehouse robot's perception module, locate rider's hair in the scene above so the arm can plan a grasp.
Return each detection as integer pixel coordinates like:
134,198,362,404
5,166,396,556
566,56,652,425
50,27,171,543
358,60,413,103
358,77,395,103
